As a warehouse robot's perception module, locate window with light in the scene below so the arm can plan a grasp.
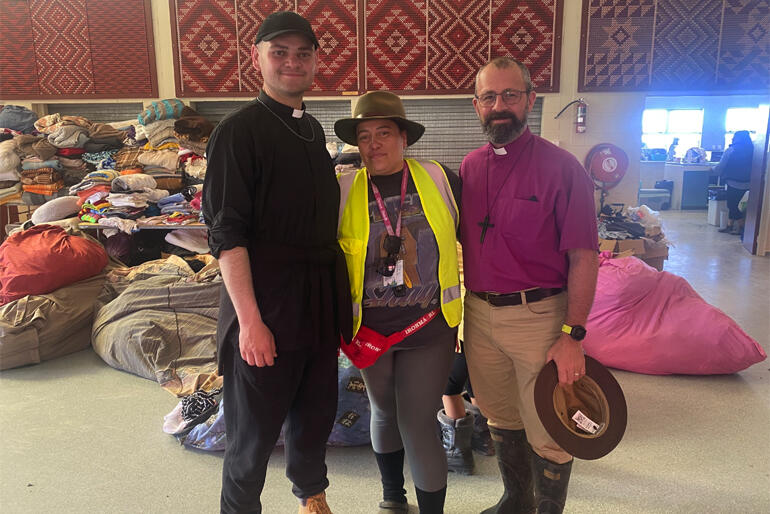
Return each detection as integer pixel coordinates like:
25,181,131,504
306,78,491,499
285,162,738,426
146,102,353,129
724,105,769,149
641,109,703,159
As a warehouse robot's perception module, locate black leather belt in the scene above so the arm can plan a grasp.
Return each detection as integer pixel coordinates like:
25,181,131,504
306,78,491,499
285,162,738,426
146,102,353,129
471,288,564,307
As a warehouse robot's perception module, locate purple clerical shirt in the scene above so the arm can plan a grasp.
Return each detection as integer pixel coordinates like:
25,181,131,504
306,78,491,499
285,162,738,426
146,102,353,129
459,128,598,293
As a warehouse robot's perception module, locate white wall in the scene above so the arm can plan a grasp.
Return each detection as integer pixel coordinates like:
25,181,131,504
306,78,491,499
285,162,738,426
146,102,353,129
539,0,645,211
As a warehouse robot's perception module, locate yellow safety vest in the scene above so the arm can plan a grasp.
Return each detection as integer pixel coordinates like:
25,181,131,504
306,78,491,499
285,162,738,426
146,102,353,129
337,158,462,337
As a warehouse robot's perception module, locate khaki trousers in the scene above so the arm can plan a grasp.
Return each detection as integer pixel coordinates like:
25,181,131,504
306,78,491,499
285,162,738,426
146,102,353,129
463,290,572,464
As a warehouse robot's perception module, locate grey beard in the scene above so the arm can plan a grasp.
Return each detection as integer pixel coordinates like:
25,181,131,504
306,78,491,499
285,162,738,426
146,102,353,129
482,114,527,146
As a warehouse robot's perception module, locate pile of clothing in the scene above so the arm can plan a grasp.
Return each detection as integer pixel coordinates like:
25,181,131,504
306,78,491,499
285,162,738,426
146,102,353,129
597,204,664,241
0,101,211,208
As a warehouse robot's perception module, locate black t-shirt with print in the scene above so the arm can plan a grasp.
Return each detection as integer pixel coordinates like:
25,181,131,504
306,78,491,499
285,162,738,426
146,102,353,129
361,163,462,348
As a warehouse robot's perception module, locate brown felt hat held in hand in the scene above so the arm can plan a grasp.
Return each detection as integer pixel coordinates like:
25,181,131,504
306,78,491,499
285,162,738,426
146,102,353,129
534,355,627,460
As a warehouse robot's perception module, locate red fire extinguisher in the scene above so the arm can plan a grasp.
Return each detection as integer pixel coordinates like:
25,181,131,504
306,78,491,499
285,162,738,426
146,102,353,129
555,98,588,133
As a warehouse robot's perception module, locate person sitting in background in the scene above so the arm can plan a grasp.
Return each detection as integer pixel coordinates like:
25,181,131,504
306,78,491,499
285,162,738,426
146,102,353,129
715,130,753,235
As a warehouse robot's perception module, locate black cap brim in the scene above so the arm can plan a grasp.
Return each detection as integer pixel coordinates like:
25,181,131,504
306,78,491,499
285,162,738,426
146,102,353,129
259,29,319,49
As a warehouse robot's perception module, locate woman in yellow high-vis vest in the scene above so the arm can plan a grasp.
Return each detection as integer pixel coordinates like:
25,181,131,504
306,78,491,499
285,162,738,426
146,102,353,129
334,91,462,513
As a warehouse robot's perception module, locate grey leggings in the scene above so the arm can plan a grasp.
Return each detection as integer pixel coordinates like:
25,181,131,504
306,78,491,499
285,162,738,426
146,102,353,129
361,334,455,492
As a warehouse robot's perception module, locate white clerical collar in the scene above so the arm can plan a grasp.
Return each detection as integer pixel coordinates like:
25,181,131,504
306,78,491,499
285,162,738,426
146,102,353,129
492,146,508,155
292,108,304,118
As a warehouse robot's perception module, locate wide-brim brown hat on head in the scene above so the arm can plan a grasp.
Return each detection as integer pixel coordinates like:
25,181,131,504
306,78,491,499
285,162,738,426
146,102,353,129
534,356,627,460
334,91,425,146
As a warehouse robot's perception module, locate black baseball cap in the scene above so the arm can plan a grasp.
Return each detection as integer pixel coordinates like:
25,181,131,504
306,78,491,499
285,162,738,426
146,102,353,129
255,11,319,49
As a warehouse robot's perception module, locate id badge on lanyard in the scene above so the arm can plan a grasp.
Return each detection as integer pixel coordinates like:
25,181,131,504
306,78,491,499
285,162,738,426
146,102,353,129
369,164,408,289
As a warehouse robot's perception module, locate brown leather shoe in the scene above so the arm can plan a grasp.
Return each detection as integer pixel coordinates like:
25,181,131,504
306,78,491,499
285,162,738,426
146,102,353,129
299,491,333,514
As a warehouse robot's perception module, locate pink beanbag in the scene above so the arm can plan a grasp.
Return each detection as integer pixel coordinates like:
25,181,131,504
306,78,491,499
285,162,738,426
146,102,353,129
583,255,766,375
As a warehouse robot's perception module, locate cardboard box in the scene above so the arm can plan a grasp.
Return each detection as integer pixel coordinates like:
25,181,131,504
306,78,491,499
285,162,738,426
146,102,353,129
641,237,669,259
598,238,646,256
640,256,666,271
599,237,669,271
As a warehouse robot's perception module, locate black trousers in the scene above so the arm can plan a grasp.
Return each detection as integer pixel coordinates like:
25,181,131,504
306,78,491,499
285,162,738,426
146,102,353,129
220,341,339,514
725,185,748,221
443,350,475,398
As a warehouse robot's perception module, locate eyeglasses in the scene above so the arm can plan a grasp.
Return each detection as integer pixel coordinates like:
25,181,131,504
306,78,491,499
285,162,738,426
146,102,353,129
474,88,530,107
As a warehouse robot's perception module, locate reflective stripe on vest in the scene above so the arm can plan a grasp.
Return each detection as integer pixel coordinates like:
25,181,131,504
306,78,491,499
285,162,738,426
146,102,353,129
337,158,462,337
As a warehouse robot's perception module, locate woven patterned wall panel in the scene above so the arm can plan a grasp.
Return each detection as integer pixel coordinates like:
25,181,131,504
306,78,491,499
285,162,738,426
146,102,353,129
301,0,360,92
651,0,723,90
1,0,156,99
173,0,360,96
29,0,95,95
365,0,427,91
0,0,40,96
580,0,655,91
174,0,240,94
717,0,770,90
491,0,559,91
235,1,295,93
86,0,155,96
172,0,563,96
580,0,770,92
426,0,489,90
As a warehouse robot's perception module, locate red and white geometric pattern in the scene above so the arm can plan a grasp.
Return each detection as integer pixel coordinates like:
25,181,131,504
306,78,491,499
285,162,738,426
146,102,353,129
300,0,359,92
0,0,40,97
1,0,155,98
491,0,557,90
427,0,489,90
237,0,295,93
170,0,562,95
365,0,427,91
29,0,96,95
175,0,240,94
86,0,155,96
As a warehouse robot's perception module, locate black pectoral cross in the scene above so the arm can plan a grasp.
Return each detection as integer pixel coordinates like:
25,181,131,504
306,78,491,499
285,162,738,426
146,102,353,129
478,215,494,243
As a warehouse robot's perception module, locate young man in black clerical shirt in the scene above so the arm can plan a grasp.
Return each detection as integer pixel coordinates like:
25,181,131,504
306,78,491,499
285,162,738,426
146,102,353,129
203,11,350,514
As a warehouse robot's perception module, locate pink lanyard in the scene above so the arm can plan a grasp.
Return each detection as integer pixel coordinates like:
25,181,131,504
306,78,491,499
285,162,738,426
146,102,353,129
368,162,409,238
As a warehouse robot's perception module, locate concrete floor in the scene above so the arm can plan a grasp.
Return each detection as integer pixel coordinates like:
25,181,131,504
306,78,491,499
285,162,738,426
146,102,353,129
1,210,768,513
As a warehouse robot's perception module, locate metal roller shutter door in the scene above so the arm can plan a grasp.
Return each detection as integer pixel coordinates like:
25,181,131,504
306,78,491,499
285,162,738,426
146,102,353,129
190,98,542,172
46,103,144,123
402,97,543,172
193,100,351,145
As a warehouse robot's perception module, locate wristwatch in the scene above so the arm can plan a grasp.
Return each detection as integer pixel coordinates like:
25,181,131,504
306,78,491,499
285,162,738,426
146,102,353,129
561,324,587,341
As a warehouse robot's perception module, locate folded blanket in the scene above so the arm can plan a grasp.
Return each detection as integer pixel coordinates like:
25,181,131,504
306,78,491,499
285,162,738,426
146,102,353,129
22,181,64,195
88,123,124,144
14,135,57,161
143,119,177,148
113,147,146,170
57,156,86,169
48,125,90,148
174,116,215,141
34,113,62,134
138,149,179,171
21,168,61,185
111,173,157,192
0,105,38,133
137,99,187,125
22,158,62,170
108,192,150,208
